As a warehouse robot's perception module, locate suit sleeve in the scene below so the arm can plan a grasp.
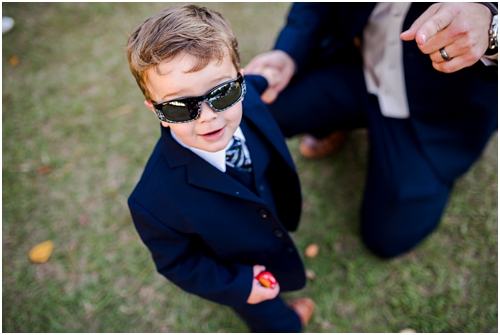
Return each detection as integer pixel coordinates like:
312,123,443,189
244,74,269,96
128,199,254,309
274,3,334,72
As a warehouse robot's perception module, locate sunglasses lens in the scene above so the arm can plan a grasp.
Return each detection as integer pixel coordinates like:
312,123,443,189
162,99,200,122
154,75,243,123
210,81,242,109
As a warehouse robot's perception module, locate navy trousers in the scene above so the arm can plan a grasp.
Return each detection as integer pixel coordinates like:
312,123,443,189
268,51,453,258
232,295,302,332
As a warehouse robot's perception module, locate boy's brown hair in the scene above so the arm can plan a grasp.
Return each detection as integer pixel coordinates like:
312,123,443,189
126,4,240,101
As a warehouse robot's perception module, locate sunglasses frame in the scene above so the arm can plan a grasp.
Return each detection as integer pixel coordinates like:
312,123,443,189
152,73,246,124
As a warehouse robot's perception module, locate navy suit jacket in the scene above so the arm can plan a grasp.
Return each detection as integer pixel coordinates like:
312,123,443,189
128,75,305,310
275,2,498,181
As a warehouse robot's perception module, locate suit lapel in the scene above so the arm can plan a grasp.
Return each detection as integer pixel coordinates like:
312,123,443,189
160,125,264,203
185,162,261,202
241,98,297,174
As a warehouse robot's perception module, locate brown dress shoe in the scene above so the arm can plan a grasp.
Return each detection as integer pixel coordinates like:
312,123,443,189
299,130,349,159
288,297,315,326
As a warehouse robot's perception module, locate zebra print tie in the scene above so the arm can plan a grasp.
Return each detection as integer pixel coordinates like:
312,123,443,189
225,137,252,173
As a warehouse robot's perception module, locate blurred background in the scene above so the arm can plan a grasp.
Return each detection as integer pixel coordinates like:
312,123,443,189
2,2,497,332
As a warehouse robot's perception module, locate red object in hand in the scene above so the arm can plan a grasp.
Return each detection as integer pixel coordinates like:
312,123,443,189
255,271,278,289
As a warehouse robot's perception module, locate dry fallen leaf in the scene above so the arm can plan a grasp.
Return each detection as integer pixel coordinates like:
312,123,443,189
306,269,316,281
79,215,89,226
29,240,54,263
8,55,19,66
305,243,319,258
38,165,52,175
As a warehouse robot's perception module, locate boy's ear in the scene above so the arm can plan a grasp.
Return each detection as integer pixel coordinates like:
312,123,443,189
238,69,245,102
144,100,155,112
144,100,169,128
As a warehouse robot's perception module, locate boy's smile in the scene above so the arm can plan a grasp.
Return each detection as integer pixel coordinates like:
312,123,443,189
199,126,226,140
144,52,243,153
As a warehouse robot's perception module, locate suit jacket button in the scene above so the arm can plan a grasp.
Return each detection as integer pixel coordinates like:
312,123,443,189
286,247,295,253
259,209,269,218
273,229,284,238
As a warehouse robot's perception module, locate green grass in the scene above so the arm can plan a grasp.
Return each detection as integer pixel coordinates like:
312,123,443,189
2,2,497,333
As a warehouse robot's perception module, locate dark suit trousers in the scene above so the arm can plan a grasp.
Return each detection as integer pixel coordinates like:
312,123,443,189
232,296,302,332
268,50,452,258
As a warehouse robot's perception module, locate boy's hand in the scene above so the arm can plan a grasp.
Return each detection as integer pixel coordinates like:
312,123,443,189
246,265,280,304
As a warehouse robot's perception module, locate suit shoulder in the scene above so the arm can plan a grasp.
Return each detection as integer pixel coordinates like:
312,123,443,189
128,139,173,204
244,75,268,97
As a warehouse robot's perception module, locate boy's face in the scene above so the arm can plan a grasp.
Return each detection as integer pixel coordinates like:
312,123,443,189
144,53,243,153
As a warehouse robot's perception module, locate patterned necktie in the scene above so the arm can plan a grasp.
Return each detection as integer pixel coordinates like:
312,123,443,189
226,137,252,173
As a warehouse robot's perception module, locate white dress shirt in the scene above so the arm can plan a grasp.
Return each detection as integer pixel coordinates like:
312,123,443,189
171,126,250,172
362,2,411,118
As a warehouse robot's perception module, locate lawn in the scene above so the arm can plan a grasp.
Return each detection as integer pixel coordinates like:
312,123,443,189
2,2,497,333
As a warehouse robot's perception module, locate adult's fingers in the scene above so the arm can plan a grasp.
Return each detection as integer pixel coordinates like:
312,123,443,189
245,51,281,74
245,54,267,74
414,6,454,47
245,50,295,74
429,43,460,64
400,3,442,42
261,88,279,104
419,3,492,56
431,55,469,73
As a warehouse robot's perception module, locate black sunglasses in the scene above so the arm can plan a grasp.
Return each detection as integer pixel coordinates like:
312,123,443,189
152,73,246,123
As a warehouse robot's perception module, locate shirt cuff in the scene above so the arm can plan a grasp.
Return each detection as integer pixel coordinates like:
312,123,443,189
481,54,498,66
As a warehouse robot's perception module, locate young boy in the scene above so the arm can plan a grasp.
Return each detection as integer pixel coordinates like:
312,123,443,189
126,5,314,332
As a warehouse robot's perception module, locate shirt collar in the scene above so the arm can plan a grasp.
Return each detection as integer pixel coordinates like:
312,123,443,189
170,126,246,172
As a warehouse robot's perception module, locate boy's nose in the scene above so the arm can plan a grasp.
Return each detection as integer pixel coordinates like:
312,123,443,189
197,102,218,122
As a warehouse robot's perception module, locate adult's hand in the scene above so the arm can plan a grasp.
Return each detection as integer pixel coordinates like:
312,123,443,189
244,50,295,104
400,2,492,73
